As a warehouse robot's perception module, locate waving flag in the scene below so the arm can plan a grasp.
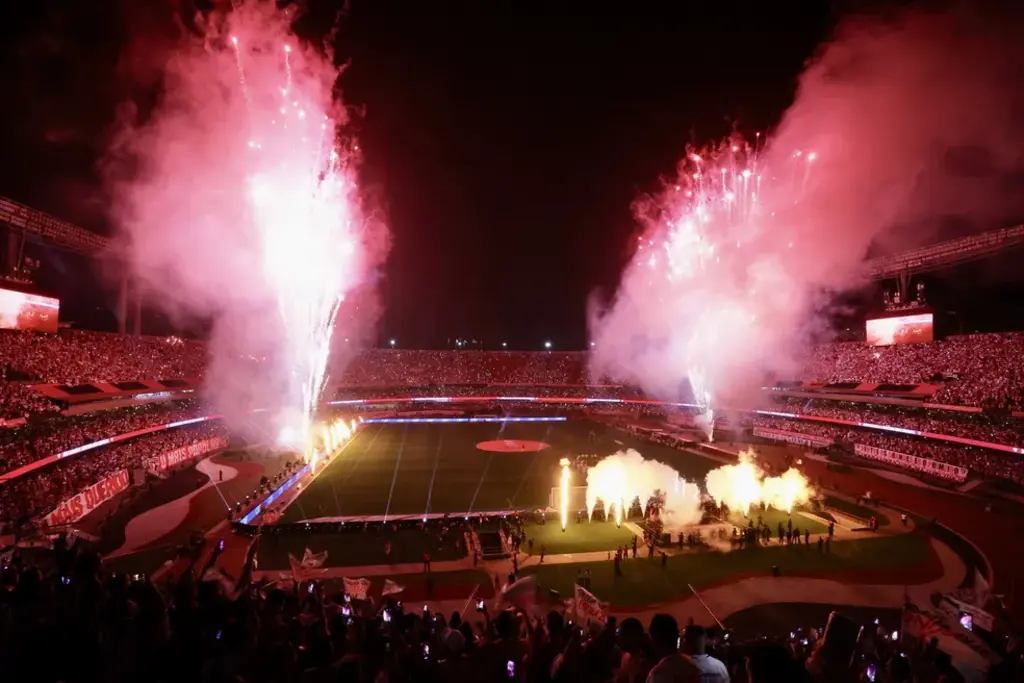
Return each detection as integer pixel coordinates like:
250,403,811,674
500,575,537,611
574,584,606,623
382,579,405,596
288,549,328,582
344,577,372,600
301,547,328,568
902,592,999,683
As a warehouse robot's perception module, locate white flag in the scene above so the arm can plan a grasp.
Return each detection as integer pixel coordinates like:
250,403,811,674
288,553,327,582
301,547,328,568
382,579,405,596
500,575,537,611
344,577,372,600
574,583,605,623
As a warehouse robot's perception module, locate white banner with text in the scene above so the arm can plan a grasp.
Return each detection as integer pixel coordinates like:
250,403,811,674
44,469,131,527
854,443,968,482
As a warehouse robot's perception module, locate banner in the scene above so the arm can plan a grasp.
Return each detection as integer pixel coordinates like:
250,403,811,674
573,584,606,623
144,436,228,474
44,469,131,527
902,593,999,682
344,577,371,600
753,426,832,448
854,444,968,483
939,594,995,632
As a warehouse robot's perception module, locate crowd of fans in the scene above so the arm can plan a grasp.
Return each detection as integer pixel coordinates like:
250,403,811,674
771,398,1024,447
1,328,1024,411
335,350,591,388
799,333,1024,410
0,400,202,476
2,540,1018,683
750,415,1024,485
1,327,1024,510
0,422,225,534
0,329,205,386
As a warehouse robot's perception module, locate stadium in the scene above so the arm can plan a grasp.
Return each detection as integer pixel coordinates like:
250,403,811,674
4,3,1024,683
1,262,1022,681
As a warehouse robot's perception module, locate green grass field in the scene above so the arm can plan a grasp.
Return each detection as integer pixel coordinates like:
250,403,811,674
281,420,727,522
521,533,935,606
728,507,827,534
265,422,939,602
521,520,639,555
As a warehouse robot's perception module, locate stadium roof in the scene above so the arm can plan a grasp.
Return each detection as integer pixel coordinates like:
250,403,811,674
867,224,1024,279
0,196,108,255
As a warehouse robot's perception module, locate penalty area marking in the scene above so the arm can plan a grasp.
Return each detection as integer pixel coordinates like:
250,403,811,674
476,440,550,453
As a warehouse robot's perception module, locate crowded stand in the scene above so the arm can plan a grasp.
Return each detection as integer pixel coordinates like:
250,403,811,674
0,379,59,421
750,415,1024,486
771,398,1024,447
0,421,225,533
1,543,1019,683
1,328,1024,411
799,334,1024,410
0,329,205,386
0,400,202,476
334,350,590,387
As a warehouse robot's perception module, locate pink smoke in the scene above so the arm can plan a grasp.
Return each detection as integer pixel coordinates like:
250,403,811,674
589,5,1024,408
102,1,389,442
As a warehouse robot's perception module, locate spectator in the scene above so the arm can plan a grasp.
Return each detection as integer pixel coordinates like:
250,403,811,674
647,613,701,683
682,625,729,683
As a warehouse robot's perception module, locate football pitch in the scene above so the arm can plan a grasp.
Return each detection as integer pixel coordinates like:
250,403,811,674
280,419,727,523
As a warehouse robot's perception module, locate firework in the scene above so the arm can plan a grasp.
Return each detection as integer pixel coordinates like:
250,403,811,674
228,18,363,458
589,135,817,413
108,1,386,458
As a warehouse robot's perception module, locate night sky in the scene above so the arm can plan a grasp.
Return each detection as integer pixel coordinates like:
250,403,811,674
2,1,1021,346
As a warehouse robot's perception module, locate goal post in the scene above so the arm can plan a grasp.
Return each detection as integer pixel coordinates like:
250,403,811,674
549,485,588,511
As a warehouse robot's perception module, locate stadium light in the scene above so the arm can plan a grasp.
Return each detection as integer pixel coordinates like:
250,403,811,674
501,341,507,348
389,338,396,347
544,340,552,349
590,341,595,348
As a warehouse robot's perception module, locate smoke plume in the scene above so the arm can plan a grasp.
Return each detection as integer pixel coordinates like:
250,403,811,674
589,5,1024,408
704,449,812,515
584,449,703,527
102,1,388,442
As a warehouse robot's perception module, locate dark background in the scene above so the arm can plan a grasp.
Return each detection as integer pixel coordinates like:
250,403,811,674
1,0,1022,347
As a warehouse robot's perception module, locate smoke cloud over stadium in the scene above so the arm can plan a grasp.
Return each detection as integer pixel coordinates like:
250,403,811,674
102,1,388,448
588,5,1024,409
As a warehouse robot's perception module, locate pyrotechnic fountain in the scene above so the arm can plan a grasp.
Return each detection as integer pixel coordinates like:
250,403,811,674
583,449,703,528
576,448,812,538
559,458,570,531
588,135,819,416
229,31,361,460
106,2,384,466
704,449,812,516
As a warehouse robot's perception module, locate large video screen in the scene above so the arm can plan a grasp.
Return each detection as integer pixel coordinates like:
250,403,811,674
866,312,933,346
0,287,60,333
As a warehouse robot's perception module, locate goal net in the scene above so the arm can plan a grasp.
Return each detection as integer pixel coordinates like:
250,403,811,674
548,485,588,511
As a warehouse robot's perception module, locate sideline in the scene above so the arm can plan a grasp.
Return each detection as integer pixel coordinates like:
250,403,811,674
106,455,239,559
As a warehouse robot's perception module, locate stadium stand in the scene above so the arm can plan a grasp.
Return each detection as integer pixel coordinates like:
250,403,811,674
0,541,1019,683
0,422,225,533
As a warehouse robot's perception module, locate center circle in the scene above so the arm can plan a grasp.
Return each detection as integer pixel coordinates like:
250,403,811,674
476,439,550,453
